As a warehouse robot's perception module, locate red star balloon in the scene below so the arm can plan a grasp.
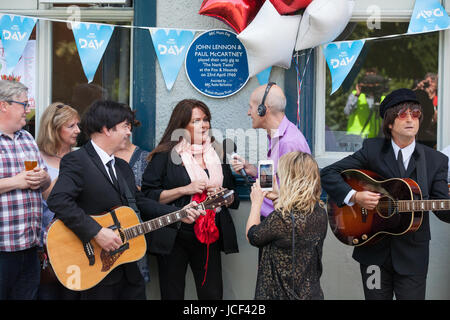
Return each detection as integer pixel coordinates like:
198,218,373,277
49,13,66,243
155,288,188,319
270,0,313,15
198,0,265,33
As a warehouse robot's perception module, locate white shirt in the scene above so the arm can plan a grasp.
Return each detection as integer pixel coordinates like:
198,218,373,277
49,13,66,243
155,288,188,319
344,140,416,206
391,140,415,170
91,140,117,183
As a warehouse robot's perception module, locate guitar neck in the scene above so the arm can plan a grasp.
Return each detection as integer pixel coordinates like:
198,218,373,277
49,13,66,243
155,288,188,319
122,203,204,240
398,199,450,212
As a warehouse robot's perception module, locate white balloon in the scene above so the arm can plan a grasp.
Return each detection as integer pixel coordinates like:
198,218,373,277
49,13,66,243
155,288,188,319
295,0,355,51
237,1,301,77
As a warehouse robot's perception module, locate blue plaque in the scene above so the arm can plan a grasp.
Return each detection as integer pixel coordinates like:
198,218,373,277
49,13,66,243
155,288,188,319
185,29,249,98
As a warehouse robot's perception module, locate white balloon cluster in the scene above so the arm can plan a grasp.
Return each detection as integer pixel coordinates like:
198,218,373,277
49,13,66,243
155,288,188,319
237,0,355,77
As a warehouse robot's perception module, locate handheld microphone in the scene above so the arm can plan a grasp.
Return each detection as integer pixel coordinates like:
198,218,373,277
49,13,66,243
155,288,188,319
222,138,249,184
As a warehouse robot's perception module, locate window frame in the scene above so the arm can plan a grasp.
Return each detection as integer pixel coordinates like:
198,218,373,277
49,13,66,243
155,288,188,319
1,3,134,135
314,3,450,168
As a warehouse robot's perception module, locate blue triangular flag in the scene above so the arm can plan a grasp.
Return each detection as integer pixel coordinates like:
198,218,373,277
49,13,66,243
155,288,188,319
408,0,450,33
0,15,37,74
72,22,114,83
323,40,365,95
150,28,195,90
256,67,272,85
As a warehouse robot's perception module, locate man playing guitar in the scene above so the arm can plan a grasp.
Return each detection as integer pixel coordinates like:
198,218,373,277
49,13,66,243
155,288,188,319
321,88,450,300
47,100,202,299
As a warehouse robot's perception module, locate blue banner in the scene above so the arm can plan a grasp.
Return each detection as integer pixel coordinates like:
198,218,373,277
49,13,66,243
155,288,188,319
150,28,196,91
72,22,114,83
408,0,450,33
323,40,365,95
256,67,272,85
0,15,36,74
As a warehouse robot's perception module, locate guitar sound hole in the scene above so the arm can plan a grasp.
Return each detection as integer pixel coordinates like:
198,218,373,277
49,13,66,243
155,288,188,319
377,196,397,218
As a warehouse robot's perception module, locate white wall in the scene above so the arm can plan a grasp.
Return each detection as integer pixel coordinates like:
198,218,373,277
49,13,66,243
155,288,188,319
154,0,284,162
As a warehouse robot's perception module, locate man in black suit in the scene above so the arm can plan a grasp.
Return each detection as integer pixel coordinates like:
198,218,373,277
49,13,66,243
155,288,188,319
321,88,450,300
47,100,201,300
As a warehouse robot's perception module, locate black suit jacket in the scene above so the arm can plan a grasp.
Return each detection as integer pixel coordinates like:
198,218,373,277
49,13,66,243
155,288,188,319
141,150,240,256
321,138,450,275
47,141,176,286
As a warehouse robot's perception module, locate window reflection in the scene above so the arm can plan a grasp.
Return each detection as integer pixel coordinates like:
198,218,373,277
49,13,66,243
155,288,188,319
325,22,438,152
52,21,130,146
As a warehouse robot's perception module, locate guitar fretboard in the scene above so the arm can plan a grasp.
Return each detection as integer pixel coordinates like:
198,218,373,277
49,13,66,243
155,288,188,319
397,199,450,212
122,205,202,240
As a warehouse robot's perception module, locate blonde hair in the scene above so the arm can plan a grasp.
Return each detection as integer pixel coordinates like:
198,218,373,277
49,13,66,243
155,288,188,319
274,152,324,216
36,102,79,156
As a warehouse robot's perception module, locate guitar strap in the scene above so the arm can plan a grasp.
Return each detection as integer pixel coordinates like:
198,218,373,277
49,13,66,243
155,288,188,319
81,146,142,222
116,172,143,223
415,144,429,200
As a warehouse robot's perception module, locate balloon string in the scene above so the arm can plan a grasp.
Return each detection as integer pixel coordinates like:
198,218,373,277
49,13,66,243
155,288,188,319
293,48,313,128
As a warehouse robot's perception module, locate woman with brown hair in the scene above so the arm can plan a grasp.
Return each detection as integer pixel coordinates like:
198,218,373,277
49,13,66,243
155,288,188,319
141,99,239,300
247,151,327,300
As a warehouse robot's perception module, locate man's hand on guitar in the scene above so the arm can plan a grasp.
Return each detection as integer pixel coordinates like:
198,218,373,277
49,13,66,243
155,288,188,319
94,227,123,252
352,191,381,210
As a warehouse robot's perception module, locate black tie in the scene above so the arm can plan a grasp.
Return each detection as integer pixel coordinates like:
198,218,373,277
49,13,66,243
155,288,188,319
397,150,406,177
106,160,119,190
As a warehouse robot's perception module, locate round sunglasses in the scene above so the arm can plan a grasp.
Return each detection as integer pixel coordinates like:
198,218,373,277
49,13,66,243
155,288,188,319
397,108,421,119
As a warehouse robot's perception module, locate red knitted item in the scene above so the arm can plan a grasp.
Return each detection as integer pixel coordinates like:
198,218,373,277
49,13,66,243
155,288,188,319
192,190,219,286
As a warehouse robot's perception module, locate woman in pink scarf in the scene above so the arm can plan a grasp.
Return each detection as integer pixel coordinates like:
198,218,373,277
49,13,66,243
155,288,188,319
141,99,239,300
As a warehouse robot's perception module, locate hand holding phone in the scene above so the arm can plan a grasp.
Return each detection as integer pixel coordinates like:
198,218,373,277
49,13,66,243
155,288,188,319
258,160,274,192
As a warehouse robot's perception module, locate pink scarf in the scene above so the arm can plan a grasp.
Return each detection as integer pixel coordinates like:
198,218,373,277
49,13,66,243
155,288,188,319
174,137,223,188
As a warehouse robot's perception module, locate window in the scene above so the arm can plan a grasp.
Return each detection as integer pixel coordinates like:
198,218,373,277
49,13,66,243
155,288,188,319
51,20,131,145
316,21,440,167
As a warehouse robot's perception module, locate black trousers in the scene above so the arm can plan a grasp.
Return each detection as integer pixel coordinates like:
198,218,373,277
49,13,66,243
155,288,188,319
360,253,427,300
157,229,223,300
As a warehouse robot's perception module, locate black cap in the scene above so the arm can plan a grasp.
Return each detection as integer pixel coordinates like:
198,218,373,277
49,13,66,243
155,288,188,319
379,88,419,118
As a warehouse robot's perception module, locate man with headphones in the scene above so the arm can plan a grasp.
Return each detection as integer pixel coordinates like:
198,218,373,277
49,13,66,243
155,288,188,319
231,82,311,219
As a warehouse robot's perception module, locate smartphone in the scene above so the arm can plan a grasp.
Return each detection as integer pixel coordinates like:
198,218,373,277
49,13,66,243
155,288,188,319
258,160,274,191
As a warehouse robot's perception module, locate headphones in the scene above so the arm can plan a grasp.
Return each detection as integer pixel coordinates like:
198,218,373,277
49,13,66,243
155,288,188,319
257,82,276,117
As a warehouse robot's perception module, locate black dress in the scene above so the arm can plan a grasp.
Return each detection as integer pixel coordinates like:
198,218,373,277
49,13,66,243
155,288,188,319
247,204,327,300
141,150,239,299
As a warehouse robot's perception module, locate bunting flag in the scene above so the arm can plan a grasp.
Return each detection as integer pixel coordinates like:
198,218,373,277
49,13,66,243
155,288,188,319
408,0,450,33
0,14,36,74
256,67,272,85
71,22,114,83
0,11,450,91
150,28,196,90
323,39,365,94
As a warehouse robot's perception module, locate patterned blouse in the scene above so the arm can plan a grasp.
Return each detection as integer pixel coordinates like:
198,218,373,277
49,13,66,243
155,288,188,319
129,146,149,187
247,203,327,300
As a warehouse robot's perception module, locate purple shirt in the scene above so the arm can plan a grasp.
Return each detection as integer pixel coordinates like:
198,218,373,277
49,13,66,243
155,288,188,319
260,116,311,217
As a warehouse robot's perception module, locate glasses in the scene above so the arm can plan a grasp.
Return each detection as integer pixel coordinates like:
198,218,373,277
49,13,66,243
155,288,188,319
7,100,30,111
397,108,421,120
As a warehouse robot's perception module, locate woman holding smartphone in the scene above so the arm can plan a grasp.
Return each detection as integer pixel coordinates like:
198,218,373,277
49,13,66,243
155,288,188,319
246,151,327,300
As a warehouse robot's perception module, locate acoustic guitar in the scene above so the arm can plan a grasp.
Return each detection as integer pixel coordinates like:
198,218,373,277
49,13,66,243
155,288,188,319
46,189,234,291
327,169,450,247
